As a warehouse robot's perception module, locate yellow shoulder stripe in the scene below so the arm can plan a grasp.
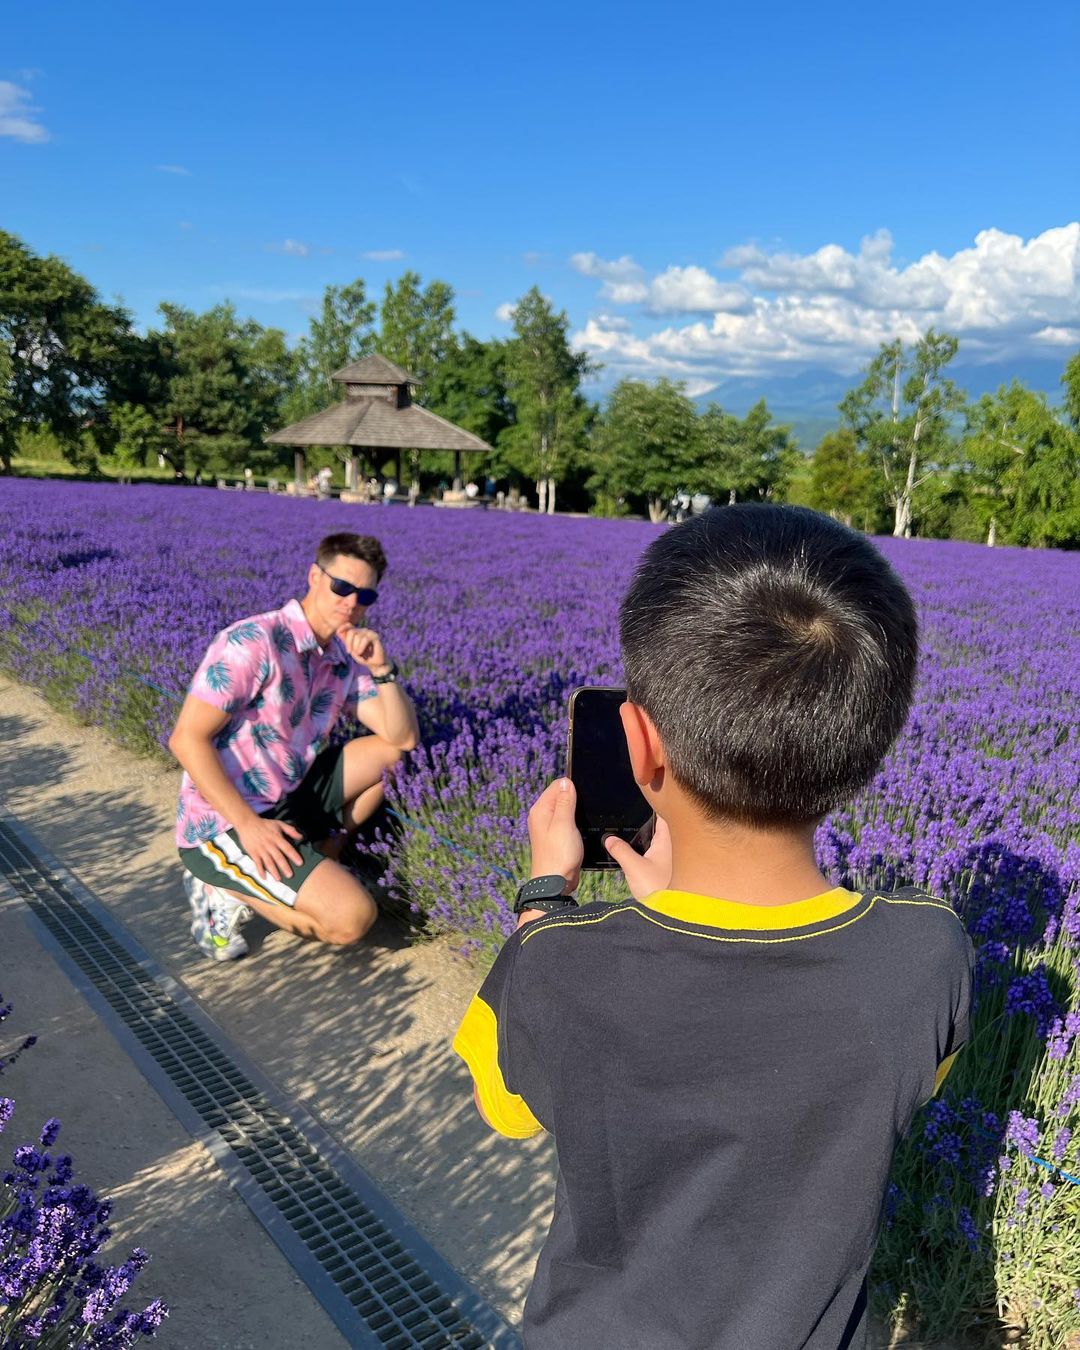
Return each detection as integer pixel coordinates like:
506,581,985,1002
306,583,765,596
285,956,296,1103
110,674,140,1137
934,1050,960,1095
452,995,544,1140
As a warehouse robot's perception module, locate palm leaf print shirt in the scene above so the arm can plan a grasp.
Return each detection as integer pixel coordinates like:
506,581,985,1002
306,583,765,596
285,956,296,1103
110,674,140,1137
175,598,377,846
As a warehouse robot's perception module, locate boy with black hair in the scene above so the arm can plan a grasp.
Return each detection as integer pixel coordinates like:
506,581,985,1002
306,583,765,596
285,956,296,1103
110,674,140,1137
454,505,973,1350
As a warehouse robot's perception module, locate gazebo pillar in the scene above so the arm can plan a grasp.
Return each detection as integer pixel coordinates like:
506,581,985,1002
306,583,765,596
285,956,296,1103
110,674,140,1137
349,452,360,491
294,449,306,490
453,450,463,492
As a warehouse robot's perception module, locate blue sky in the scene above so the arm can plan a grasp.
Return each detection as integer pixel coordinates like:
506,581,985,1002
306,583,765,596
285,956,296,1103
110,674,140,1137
4,0,1079,395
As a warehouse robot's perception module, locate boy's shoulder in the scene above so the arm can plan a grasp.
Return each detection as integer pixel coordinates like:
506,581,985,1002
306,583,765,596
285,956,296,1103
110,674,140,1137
867,885,969,935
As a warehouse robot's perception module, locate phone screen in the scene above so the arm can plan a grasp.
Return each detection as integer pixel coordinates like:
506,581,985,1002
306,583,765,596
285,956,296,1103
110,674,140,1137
567,687,654,869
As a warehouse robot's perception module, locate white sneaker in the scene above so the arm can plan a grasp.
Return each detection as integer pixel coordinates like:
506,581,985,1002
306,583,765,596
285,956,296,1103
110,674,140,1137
184,873,253,961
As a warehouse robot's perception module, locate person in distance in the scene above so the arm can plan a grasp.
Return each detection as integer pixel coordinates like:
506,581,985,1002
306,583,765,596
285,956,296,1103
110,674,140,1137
169,532,419,961
454,504,974,1350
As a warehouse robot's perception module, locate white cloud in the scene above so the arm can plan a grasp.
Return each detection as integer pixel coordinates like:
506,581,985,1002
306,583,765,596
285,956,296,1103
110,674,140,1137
571,224,1080,382
266,239,310,257
363,248,405,261
646,266,748,315
570,252,648,304
155,163,190,175
495,302,517,322
571,252,748,314
0,82,48,142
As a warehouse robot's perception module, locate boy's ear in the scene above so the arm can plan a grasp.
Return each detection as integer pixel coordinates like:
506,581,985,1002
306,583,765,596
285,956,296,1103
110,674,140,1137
620,700,664,788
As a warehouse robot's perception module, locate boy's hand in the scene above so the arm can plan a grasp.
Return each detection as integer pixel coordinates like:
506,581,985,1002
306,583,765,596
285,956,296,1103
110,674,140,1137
604,815,673,901
526,778,584,900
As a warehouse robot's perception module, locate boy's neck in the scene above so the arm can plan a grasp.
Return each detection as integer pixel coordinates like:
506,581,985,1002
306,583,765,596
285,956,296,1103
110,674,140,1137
665,812,831,908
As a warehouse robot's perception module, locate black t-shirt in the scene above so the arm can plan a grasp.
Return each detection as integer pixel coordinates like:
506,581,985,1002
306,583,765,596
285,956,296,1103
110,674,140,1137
453,885,973,1350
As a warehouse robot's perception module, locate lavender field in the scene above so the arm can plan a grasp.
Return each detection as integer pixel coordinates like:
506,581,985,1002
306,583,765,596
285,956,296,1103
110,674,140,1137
1,478,1078,1344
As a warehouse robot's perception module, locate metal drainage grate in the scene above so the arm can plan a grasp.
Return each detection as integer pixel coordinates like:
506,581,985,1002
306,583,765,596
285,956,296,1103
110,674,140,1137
0,812,517,1350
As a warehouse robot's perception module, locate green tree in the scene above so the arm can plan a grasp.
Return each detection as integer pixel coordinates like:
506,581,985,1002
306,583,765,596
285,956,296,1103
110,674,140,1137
153,302,296,475
424,335,514,445
807,428,884,531
961,381,1080,547
379,271,456,395
503,288,596,514
0,230,133,474
591,378,700,521
1063,350,1080,429
107,402,161,482
840,330,965,537
285,280,377,423
698,399,797,504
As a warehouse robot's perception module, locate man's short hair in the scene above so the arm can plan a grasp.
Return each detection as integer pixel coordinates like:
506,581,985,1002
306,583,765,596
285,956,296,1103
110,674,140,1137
316,533,388,581
619,505,918,827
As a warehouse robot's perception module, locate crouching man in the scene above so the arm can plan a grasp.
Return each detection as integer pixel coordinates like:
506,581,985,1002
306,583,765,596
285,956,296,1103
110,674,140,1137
169,532,419,961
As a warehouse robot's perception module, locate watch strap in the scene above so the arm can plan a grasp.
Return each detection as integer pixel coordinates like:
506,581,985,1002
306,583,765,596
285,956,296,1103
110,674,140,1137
518,897,580,915
513,874,578,914
372,660,398,685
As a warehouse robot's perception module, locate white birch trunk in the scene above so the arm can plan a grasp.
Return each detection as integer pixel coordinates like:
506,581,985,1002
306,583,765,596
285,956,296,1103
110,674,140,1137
536,478,547,513
546,476,556,515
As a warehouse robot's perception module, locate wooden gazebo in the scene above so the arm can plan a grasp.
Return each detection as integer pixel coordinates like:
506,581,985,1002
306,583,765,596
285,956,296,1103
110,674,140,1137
266,353,492,496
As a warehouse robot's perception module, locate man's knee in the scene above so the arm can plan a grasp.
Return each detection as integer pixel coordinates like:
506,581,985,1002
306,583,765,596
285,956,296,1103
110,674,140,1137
322,896,377,946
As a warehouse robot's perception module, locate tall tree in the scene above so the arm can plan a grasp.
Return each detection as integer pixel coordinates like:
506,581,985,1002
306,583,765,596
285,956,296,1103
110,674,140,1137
379,271,456,395
698,399,797,504
503,287,595,514
424,334,515,448
0,230,133,473
1063,351,1080,430
807,428,883,530
961,382,1080,547
153,303,296,475
840,330,965,537
285,280,377,423
591,378,700,522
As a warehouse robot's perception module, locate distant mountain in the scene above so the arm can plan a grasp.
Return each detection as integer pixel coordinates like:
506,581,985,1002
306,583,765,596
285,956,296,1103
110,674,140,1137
691,357,1071,450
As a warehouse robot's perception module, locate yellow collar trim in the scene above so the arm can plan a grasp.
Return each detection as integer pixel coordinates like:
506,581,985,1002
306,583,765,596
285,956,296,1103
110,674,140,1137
640,886,861,931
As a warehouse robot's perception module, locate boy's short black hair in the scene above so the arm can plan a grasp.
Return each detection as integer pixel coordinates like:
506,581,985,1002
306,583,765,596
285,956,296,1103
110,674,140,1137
316,532,387,581
619,505,918,827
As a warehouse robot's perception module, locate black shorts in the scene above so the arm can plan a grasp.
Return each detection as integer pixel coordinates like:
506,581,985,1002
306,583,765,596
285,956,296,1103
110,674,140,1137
177,745,345,908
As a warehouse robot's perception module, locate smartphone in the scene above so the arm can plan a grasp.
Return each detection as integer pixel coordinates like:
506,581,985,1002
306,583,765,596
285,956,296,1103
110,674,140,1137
567,686,654,870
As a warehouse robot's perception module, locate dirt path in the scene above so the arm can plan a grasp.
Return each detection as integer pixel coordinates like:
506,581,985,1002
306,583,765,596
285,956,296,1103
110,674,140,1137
0,676,556,1332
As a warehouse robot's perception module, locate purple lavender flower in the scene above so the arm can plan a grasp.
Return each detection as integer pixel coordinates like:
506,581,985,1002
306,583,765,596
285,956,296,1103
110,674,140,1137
1005,1111,1041,1154
39,1116,61,1147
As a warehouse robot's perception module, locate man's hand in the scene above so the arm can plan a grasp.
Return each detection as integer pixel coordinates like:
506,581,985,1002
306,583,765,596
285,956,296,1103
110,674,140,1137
336,624,391,676
604,815,673,901
235,816,304,882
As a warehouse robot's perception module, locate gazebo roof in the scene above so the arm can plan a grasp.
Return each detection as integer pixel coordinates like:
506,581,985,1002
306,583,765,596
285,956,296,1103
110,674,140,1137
330,353,417,385
266,398,492,452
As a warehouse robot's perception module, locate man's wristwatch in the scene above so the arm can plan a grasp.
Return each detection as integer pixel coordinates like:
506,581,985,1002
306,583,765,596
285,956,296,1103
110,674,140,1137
372,660,398,685
513,874,578,915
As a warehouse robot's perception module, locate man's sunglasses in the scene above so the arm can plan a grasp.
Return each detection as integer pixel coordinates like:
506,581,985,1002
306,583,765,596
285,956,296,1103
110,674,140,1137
317,563,378,606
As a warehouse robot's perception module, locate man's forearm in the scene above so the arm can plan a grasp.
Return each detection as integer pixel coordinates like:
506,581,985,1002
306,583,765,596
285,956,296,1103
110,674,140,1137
371,682,420,749
171,733,259,832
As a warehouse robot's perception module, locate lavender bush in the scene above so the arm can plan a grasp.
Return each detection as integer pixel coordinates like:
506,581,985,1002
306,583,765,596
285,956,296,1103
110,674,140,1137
0,998,167,1347
0,479,1077,1342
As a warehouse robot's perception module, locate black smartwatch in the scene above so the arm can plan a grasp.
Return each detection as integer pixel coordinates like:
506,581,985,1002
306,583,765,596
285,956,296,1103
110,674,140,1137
372,660,398,685
512,875,578,915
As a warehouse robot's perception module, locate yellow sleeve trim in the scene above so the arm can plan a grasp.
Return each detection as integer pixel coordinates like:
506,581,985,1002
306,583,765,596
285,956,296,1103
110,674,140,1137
452,995,544,1139
934,1050,960,1095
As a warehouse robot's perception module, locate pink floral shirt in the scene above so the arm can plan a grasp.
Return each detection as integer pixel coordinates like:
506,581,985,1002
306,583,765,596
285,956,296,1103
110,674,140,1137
176,598,376,847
